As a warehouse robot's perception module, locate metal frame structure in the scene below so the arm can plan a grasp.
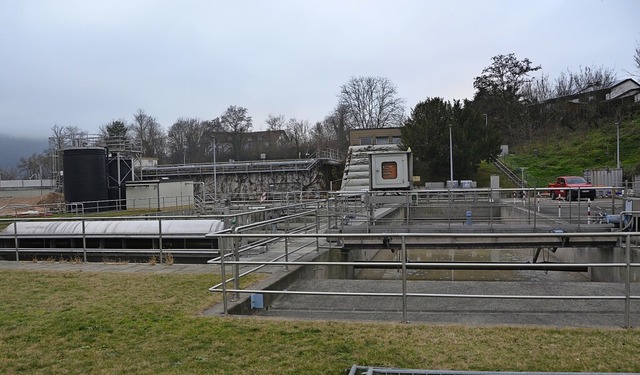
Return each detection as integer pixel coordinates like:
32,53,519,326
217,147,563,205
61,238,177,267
49,134,142,192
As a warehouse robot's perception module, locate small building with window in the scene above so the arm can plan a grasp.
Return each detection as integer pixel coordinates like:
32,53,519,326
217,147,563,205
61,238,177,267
349,127,403,146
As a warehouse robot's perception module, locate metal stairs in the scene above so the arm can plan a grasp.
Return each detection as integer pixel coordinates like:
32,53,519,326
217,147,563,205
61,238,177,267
491,157,525,188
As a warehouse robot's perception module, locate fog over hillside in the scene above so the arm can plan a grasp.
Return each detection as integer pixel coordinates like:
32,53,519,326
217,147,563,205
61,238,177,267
0,134,48,169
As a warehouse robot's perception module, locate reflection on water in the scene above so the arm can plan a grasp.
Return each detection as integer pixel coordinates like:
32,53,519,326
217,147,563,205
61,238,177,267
357,248,589,282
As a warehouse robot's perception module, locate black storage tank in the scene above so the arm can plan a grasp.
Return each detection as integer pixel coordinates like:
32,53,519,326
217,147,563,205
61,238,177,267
63,147,108,211
107,155,133,209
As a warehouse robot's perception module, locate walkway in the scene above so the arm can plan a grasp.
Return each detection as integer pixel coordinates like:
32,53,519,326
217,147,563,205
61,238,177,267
0,260,212,274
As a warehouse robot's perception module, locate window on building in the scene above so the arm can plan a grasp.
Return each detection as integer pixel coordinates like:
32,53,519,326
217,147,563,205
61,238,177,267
376,136,390,145
392,136,401,144
381,161,398,179
360,137,372,145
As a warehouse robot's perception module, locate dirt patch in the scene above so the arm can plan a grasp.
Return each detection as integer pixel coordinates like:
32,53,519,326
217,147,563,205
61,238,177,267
0,193,65,217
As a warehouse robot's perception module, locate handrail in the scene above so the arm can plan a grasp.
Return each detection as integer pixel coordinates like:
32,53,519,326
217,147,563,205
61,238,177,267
207,230,640,328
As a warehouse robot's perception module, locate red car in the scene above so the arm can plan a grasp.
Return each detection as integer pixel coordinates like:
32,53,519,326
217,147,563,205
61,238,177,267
548,176,596,201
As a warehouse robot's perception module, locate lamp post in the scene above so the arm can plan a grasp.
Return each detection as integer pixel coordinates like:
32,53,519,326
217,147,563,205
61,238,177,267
616,122,620,169
449,124,454,183
483,113,488,140
519,167,528,188
212,136,217,202
182,140,186,165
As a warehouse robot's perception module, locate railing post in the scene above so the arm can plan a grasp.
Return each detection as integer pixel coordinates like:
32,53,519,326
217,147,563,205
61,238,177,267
219,235,228,316
568,192,573,224
611,192,616,215
533,188,537,231
158,218,163,264
489,189,494,231
447,188,452,231
401,235,408,324
233,231,240,301
13,218,19,261
285,218,290,271
577,190,581,231
624,234,631,328
82,219,87,263
315,208,320,252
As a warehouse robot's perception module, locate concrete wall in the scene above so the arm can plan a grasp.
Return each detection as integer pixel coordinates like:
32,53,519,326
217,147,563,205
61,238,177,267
553,244,640,282
0,188,55,198
201,167,327,199
502,203,639,282
227,247,345,315
0,179,55,198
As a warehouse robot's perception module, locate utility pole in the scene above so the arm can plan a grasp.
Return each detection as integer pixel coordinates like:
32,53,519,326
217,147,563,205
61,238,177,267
449,124,454,183
616,122,620,169
212,136,217,202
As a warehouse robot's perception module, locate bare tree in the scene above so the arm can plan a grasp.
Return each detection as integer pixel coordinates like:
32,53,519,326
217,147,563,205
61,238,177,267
554,65,617,97
554,71,575,97
219,105,252,160
309,121,333,152
17,153,50,179
131,109,166,160
521,74,554,103
570,65,617,93
166,118,207,164
285,118,311,157
0,166,18,180
339,76,405,129
265,114,286,131
48,125,88,151
635,41,640,75
322,104,350,153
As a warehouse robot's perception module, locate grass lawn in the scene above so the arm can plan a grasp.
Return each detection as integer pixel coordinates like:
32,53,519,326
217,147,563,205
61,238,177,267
1,269,639,374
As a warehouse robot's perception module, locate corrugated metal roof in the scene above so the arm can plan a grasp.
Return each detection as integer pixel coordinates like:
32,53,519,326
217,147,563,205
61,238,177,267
2,220,225,236
340,144,401,192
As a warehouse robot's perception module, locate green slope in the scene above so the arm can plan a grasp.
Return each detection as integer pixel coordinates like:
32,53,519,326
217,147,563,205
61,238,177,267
496,116,640,188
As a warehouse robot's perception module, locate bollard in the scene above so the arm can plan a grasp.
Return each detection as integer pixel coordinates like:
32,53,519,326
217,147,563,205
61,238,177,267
558,202,561,218
465,210,472,226
587,198,591,224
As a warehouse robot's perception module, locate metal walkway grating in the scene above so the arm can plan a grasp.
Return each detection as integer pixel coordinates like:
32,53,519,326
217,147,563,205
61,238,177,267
346,366,637,375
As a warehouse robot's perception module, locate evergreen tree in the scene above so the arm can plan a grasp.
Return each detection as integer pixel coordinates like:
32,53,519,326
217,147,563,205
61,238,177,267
402,98,501,182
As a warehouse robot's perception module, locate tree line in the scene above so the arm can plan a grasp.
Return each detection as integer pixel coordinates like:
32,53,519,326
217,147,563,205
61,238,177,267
5,41,640,183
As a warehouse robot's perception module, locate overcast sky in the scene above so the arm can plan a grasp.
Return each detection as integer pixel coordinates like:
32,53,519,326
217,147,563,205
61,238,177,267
1,0,638,139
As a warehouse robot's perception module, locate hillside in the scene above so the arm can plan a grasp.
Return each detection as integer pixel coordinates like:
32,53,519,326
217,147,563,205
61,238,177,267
497,115,640,188
0,134,48,169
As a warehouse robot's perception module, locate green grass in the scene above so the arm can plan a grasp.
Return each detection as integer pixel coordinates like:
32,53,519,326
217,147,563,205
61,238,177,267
502,118,640,188
1,270,639,374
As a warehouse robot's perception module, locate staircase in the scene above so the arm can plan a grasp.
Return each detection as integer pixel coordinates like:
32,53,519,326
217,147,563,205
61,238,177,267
194,194,206,214
491,157,526,187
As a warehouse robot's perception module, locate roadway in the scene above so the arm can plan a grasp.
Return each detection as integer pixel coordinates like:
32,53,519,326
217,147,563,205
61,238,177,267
532,195,623,222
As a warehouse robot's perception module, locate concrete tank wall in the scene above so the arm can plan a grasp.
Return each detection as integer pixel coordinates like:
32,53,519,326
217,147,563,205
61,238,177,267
552,244,640,283
501,203,638,282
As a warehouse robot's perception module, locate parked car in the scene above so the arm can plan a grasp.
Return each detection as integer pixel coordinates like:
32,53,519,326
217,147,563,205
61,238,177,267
548,176,596,201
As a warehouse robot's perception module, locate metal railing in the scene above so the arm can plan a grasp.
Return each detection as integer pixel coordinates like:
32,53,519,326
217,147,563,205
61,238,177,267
327,187,634,233
0,201,326,262
207,230,640,328
346,365,639,375
0,215,221,262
